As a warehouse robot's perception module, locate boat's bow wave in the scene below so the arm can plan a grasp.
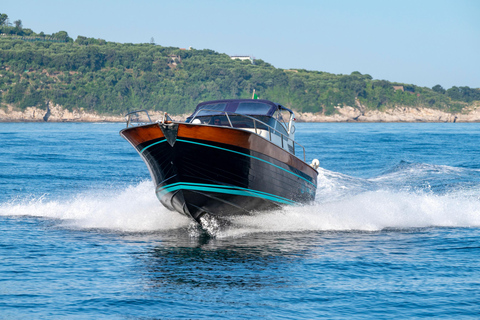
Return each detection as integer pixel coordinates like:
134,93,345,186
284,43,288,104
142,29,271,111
0,181,190,232
1,163,480,235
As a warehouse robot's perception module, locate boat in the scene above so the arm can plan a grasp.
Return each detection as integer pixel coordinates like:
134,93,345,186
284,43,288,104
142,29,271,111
120,99,319,224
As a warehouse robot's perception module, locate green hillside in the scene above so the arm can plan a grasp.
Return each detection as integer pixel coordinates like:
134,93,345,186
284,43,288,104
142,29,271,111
1,13,479,116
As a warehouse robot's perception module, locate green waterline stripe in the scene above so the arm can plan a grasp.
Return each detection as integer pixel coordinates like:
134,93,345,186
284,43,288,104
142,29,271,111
158,181,296,203
140,139,166,153
176,139,316,187
157,182,297,205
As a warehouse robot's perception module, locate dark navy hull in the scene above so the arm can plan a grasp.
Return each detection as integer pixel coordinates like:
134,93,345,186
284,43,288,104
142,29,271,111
121,122,317,223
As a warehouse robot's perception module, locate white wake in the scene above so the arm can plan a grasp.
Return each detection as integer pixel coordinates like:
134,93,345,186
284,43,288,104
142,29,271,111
1,166,480,235
0,181,190,232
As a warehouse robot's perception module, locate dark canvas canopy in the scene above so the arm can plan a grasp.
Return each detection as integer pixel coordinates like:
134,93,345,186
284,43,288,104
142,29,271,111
190,99,293,118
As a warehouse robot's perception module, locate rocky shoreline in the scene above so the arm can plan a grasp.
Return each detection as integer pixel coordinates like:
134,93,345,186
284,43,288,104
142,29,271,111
2,101,480,123
297,104,480,122
0,102,125,123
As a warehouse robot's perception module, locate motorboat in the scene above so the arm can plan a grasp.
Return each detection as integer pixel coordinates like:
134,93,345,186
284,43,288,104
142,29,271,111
120,99,319,224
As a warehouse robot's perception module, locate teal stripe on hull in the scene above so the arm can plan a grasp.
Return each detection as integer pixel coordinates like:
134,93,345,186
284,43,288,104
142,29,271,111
157,182,297,206
140,137,314,188
140,139,166,153
175,138,316,187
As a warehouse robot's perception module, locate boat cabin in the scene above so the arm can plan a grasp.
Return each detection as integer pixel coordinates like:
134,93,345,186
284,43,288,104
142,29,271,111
186,99,302,157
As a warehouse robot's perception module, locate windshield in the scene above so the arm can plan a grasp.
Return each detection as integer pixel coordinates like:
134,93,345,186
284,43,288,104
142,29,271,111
236,102,272,116
194,103,228,116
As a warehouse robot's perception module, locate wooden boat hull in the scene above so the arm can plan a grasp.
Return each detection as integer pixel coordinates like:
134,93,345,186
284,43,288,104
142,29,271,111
120,122,317,222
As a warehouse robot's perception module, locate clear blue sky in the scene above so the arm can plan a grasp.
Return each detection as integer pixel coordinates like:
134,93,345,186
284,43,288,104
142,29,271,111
3,0,479,89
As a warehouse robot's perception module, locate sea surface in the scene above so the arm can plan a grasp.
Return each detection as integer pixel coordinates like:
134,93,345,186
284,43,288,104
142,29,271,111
1,122,480,319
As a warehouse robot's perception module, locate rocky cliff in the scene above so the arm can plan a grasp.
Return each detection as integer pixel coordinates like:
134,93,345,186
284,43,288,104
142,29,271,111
296,102,480,122
0,102,124,122
2,102,480,123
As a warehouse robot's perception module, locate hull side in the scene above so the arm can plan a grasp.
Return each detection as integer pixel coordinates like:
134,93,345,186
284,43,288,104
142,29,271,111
121,123,317,221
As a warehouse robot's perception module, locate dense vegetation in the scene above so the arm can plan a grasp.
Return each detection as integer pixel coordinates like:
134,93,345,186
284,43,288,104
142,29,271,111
1,13,479,116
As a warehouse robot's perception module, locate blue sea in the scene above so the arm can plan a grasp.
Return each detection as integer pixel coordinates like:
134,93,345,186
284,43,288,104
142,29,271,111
1,122,480,319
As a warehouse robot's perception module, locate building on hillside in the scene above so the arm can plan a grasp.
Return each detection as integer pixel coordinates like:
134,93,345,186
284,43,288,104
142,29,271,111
168,55,181,66
230,55,255,63
393,86,404,92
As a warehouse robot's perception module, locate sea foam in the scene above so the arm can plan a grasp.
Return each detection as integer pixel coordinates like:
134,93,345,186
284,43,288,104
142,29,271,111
1,167,480,234
0,181,190,232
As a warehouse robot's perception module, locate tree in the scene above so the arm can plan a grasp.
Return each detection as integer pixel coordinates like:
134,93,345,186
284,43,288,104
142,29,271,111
432,84,445,94
446,86,461,100
52,31,71,42
14,19,22,29
0,13,8,26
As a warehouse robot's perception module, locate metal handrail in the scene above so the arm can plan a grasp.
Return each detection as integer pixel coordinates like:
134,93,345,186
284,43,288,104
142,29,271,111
125,110,175,127
125,110,152,128
189,108,306,161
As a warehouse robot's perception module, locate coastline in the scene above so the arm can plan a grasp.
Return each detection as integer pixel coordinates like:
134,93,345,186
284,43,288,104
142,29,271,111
2,102,480,123
296,104,480,123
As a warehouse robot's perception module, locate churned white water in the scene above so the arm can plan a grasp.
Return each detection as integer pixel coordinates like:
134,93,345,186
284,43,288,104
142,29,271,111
2,166,480,236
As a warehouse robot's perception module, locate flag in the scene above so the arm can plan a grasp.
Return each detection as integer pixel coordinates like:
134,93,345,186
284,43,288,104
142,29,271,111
252,89,259,99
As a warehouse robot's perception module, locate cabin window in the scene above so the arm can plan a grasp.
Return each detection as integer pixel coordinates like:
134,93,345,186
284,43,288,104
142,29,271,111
272,110,290,134
275,120,288,136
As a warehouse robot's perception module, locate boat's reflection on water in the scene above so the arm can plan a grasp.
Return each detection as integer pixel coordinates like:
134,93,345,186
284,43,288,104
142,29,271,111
125,225,326,290
124,220,382,292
